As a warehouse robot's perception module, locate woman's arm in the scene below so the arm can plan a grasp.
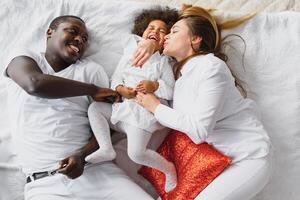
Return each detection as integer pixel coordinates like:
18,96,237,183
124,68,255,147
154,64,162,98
132,39,156,67
136,63,227,144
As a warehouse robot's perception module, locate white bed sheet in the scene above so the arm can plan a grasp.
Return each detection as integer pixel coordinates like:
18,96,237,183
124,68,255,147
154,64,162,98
0,0,299,200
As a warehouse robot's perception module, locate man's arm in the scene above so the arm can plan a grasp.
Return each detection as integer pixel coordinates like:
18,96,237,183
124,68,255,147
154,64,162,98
57,135,99,179
6,56,107,99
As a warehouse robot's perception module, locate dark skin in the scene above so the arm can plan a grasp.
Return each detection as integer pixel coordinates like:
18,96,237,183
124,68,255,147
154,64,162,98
7,18,119,101
6,18,114,179
57,135,99,179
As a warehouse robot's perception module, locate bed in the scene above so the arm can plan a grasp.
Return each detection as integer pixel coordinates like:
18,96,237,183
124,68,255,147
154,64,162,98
0,0,299,199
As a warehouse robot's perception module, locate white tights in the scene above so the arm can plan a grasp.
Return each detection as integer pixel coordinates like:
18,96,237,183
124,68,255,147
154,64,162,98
86,102,177,192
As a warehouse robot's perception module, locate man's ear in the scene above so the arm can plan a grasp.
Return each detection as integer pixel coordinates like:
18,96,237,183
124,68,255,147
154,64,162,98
46,28,54,39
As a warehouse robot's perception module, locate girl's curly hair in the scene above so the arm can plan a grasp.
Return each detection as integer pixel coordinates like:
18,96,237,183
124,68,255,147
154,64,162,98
132,6,179,36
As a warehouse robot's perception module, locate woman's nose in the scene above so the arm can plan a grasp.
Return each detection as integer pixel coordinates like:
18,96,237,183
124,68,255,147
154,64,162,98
164,34,169,40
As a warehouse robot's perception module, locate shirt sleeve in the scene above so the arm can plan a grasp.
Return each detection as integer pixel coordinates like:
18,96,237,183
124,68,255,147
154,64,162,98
154,57,175,100
2,48,39,78
154,61,228,144
110,55,129,90
110,34,139,90
90,64,110,88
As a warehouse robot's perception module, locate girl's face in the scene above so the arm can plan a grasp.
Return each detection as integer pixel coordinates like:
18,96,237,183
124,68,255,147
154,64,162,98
142,20,168,52
163,19,196,61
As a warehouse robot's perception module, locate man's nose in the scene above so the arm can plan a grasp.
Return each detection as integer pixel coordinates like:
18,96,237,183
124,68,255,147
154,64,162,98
74,35,84,43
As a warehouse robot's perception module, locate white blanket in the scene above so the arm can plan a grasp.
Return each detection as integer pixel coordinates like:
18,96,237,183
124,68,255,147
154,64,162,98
0,0,299,200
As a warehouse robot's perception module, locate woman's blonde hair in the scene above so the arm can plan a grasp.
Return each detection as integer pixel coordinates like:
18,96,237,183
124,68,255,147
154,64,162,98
175,4,254,96
179,4,254,52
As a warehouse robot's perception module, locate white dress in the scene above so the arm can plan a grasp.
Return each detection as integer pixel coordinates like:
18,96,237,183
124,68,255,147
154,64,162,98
110,35,175,133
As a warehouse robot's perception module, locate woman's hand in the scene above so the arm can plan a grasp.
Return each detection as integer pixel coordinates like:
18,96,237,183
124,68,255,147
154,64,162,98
132,39,156,67
116,85,137,99
136,92,160,113
136,80,159,93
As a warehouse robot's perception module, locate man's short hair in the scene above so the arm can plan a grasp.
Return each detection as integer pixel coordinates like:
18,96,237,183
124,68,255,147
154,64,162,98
49,15,85,30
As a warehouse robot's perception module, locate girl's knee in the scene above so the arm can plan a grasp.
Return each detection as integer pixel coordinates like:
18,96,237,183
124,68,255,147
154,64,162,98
127,149,145,164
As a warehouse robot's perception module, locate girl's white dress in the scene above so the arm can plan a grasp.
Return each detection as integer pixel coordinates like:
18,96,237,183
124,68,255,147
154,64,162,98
110,35,175,133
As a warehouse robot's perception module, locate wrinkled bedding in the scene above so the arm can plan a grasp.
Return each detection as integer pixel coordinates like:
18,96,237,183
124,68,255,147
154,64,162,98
0,0,299,200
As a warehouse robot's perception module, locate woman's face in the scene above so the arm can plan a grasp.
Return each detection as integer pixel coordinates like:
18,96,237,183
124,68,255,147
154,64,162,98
142,20,168,52
163,19,195,61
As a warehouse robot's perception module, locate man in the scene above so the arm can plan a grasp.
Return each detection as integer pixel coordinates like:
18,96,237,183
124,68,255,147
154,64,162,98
4,15,154,200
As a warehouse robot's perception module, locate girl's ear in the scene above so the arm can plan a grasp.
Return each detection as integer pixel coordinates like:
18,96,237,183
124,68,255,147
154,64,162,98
46,28,53,39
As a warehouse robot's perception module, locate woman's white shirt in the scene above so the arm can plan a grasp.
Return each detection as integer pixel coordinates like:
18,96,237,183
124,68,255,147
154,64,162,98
154,54,271,162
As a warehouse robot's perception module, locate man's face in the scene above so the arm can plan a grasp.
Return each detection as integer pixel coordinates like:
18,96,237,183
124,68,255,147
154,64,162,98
46,18,89,64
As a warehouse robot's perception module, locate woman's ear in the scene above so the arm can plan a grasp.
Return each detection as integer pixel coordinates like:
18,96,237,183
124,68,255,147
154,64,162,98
190,36,202,52
191,36,202,47
46,28,53,39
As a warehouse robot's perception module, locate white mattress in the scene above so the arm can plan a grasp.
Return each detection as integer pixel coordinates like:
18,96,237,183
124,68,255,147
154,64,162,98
0,0,299,200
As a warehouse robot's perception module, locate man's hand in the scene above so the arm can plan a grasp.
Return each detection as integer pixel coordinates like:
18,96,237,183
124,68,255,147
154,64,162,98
116,85,137,99
132,39,156,67
57,152,85,179
92,87,121,103
136,80,159,93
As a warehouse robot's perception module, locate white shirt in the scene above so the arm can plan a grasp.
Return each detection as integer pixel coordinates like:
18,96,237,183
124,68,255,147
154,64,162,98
3,49,109,174
154,54,271,162
110,35,175,132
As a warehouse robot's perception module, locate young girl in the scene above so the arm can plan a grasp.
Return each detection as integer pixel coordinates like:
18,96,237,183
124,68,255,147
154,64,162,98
86,6,179,192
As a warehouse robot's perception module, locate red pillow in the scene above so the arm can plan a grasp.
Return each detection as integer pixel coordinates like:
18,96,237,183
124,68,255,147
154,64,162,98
138,130,232,200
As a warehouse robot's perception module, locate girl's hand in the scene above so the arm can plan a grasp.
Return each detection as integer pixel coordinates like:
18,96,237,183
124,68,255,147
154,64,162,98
116,85,137,99
132,39,156,67
135,92,160,113
136,80,159,93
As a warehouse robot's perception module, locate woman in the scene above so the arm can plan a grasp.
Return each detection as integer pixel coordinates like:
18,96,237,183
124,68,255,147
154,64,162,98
136,5,271,200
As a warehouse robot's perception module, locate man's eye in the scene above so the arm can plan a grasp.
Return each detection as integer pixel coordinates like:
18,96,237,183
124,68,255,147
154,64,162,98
82,36,88,43
67,29,76,34
160,30,166,34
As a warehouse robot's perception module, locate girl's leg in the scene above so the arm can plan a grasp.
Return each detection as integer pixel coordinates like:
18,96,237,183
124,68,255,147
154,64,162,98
90,101,125,133
85,102,116,163
119,123,177,192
